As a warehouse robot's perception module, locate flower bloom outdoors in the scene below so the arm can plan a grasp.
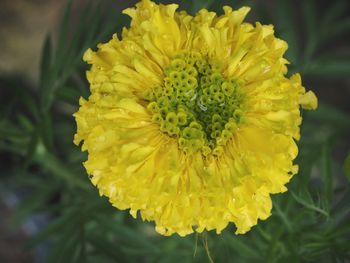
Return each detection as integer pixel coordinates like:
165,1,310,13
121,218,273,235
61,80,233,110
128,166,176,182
74,0,317,236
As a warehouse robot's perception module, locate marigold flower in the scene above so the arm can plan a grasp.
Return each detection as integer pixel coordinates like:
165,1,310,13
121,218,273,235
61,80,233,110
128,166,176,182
74,0,317,236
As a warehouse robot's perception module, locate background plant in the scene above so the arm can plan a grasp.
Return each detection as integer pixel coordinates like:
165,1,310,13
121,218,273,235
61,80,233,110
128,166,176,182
1,0,350,262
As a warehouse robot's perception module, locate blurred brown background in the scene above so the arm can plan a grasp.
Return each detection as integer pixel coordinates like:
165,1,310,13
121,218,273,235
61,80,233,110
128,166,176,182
0,0,137,85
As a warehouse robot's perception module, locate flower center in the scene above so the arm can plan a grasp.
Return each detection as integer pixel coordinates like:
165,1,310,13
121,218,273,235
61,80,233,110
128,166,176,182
146,51,245,156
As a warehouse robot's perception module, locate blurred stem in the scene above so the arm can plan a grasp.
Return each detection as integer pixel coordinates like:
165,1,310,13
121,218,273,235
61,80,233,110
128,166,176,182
321,142,333,207
274,200,293,233
73,71,89,99
256,225,271,241
200,232,214,263
34,146,89,190
193,232,199,258
78,209,87,262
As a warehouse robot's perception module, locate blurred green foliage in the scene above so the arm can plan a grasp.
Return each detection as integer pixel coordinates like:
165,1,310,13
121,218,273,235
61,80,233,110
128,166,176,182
1,0,350,262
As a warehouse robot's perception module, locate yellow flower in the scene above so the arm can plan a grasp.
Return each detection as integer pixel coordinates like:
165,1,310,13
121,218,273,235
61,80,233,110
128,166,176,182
74,0,317,236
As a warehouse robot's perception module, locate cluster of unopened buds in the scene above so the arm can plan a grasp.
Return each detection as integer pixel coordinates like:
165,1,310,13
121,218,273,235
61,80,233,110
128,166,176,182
146,51,245,157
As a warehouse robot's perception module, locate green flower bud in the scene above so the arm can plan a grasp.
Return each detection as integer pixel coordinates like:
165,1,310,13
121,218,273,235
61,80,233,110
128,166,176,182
182,146,190,155
233,109,243,122
157,97,169,107
166,112,178,125
152,113,163,124
201,83,209,90
212,114,222,123
212,146,224,157
190,139,204,150
228,99,238,108
183,88,195,99
207,95,215,105
187,77,197,88
202,88,211,97
189,121,202,130
186,101,196,110
159,106,169,118
173,79,182,88
147,51,245,156
214,92,225,103
178,138,187,148
171,59,186,71
186,66,198,77
164,86,174,96
169,71,180,81
222,109,231,119
207,141,215,149
164,64,173,75
199,96,208,107
196,58,206,68
225,121,237,133
182,127,193,139
143,88,155,100
179,72,189,81
164,78,173,88
209,84,220,94
221,130,232,141
211,130,221,139
200,66,211,75
221,82,235,96
202,146,211,156
216,136,226,146
147,102,159,113
160,121,167,132
177,104,188,112
166,122,180,136
212,121,223,131
153,86,163,97
211,73,223,84
177,112,188,126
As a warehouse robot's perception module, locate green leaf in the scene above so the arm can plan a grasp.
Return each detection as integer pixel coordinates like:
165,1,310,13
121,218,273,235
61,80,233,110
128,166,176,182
291,191,329,217
26,209,77,249
222,233,260,260
323,1,349,26
13,184,58,224
302,0,318,61
40,112,54,152
56,86,81,105
54,0,73,72
40,35,54,111
320,1,349,39
24,131,39,166
47,223,81,263
308,104,350,129
325,18,350,40
275,0,299,65
304,60,350,78
320,143,333,206
40,35,52,89
34,149,89,190
343,152,350,183
95,216,159,253
19,90,40,122
273,201,293,233
86,232,128,262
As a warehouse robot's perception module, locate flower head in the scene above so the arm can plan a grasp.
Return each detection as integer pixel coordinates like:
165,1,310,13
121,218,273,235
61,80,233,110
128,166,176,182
74,0,317,236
